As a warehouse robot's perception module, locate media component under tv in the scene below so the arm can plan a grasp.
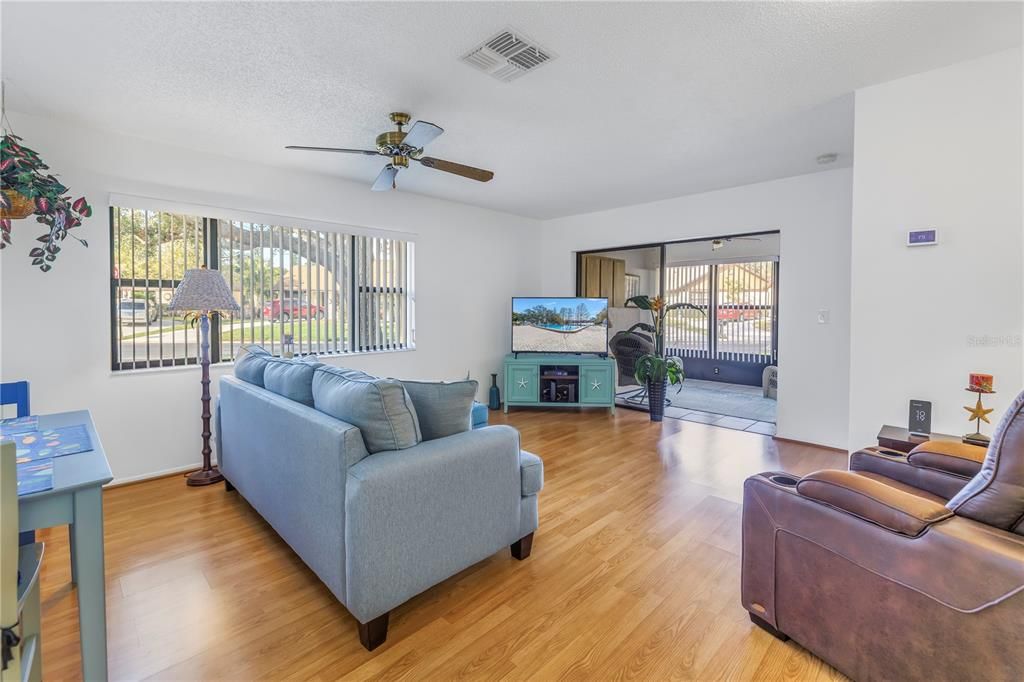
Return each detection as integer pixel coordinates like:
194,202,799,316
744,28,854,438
512,297,609,354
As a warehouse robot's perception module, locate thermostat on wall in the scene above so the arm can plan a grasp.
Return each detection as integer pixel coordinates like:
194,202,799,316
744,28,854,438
907,229,938,246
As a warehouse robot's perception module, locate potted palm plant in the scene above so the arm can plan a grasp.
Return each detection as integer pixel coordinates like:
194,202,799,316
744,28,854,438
625,295,704,422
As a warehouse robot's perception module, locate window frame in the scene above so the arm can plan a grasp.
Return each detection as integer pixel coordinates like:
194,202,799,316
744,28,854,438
110,206,415,371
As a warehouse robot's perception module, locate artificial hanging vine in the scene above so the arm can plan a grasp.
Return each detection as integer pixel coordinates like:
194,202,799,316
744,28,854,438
0,84,91,272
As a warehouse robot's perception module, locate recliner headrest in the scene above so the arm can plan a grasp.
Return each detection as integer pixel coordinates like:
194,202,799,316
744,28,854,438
947,389,1024,534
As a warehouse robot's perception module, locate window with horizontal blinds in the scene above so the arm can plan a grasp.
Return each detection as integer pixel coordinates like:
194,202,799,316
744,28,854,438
110,205,414,371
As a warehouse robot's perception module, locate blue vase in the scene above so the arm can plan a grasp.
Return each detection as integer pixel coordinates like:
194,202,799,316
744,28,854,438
488,373,501,410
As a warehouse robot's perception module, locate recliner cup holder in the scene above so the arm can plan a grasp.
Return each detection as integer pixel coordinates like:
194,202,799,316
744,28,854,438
769,474,799,487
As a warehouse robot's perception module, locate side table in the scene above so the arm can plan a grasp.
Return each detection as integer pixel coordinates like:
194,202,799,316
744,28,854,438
876,424,961,454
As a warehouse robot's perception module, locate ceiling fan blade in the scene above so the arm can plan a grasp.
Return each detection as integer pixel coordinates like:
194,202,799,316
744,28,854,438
286,146,381,156
417,157,494,182
371,165,399,192
401,121,444,150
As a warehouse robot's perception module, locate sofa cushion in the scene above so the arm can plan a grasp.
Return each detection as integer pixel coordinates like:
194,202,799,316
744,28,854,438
263,357,322,406
234,344,272,387
520,450,544,496
471,401,489,429
313,366,422,453
401,380,478,441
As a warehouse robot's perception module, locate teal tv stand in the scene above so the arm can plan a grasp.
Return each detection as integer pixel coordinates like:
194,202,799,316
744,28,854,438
503,353,616,414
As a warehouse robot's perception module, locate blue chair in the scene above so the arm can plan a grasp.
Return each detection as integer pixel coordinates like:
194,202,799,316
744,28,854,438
2,381,35,545
1,381,30,418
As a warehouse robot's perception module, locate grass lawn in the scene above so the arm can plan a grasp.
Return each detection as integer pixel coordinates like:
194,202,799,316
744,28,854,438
220,319,346,345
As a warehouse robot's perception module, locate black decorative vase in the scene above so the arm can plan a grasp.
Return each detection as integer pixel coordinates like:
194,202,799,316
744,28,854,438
488,373,501,410
647,379,667,422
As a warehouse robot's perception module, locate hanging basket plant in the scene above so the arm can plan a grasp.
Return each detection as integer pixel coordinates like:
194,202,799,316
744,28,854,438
1,132,91,272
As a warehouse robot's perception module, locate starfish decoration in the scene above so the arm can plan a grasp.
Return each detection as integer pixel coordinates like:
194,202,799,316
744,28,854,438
517,378,529,389
591,380,602,391
964,398,994,424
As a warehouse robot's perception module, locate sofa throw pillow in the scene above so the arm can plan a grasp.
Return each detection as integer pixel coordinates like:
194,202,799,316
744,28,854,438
312,366,422,453
401,379,479,441
263,357,322,406
234,344,272,387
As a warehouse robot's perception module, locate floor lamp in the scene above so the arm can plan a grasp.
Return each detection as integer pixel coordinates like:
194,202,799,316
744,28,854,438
168,266,240,486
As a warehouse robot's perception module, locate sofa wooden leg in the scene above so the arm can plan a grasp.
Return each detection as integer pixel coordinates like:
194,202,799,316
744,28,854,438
749,612,789,641
511,532,534,560
358,612,389,651
224,478,235,492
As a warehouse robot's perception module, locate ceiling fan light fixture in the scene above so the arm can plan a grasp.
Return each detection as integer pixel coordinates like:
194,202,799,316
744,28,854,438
287,112,494,192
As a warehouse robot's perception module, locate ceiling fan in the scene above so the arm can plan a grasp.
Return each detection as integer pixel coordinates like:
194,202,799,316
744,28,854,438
286,112,494,191
711,236,761,251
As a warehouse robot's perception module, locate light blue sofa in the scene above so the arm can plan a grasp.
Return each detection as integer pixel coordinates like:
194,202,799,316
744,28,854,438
215,360,542,651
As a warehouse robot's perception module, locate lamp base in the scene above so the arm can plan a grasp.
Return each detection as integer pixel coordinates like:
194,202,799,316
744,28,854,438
186,466,225,487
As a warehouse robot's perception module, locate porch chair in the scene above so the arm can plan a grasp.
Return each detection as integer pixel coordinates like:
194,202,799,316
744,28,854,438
609,330,672,408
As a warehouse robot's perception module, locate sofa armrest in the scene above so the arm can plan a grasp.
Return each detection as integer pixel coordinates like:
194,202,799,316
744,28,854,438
519,450,543,496
344,425,523,622
850,447,969,501
907,440,986,478
797,469,953,536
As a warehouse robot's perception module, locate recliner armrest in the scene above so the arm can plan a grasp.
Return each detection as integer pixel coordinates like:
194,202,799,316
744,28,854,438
907,440,986,478
850,448,969,500
797,469,953,536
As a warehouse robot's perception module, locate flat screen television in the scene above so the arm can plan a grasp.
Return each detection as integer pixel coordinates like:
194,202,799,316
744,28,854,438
511,297,609,355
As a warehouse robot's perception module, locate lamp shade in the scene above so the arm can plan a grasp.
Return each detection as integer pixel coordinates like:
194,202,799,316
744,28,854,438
167,267,241,313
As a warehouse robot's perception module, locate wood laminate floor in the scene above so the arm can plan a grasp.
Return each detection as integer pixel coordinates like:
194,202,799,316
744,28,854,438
39,408,850,680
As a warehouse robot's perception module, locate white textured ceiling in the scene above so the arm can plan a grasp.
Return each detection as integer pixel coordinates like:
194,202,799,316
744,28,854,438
2,2,1021,218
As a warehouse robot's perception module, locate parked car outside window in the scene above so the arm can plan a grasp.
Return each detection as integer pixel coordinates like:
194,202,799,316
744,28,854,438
119,299,158,325
261,297,323,321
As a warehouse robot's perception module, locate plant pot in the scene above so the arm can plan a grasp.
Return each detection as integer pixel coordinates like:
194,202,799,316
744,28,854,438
647,378,668,422
0,188,35,220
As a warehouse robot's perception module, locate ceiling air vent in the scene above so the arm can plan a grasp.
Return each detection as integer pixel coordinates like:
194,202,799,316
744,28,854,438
460,28,556,83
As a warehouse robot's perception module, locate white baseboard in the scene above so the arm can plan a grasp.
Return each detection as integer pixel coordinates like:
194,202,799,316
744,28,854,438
106,462,204,488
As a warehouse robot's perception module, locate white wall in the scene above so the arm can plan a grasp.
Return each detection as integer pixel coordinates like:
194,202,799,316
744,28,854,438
848,48,1023,449
0,113,541,482
539,169,854,449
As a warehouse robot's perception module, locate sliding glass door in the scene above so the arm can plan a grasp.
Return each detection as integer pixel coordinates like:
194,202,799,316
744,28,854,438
577,232,779,386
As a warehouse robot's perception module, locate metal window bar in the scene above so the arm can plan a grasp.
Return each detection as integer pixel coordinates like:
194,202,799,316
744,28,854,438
316,230,322,353
304,228,310,355
228,220,234,356
170,213,176,362
249,223,255,349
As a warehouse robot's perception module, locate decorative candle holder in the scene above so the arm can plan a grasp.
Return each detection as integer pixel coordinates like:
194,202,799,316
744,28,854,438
963,374,995,446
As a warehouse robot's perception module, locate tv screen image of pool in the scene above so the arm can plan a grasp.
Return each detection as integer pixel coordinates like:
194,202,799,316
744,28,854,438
511,297,609,354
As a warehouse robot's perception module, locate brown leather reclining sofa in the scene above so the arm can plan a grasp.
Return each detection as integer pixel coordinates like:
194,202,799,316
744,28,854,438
742,390,1024,681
